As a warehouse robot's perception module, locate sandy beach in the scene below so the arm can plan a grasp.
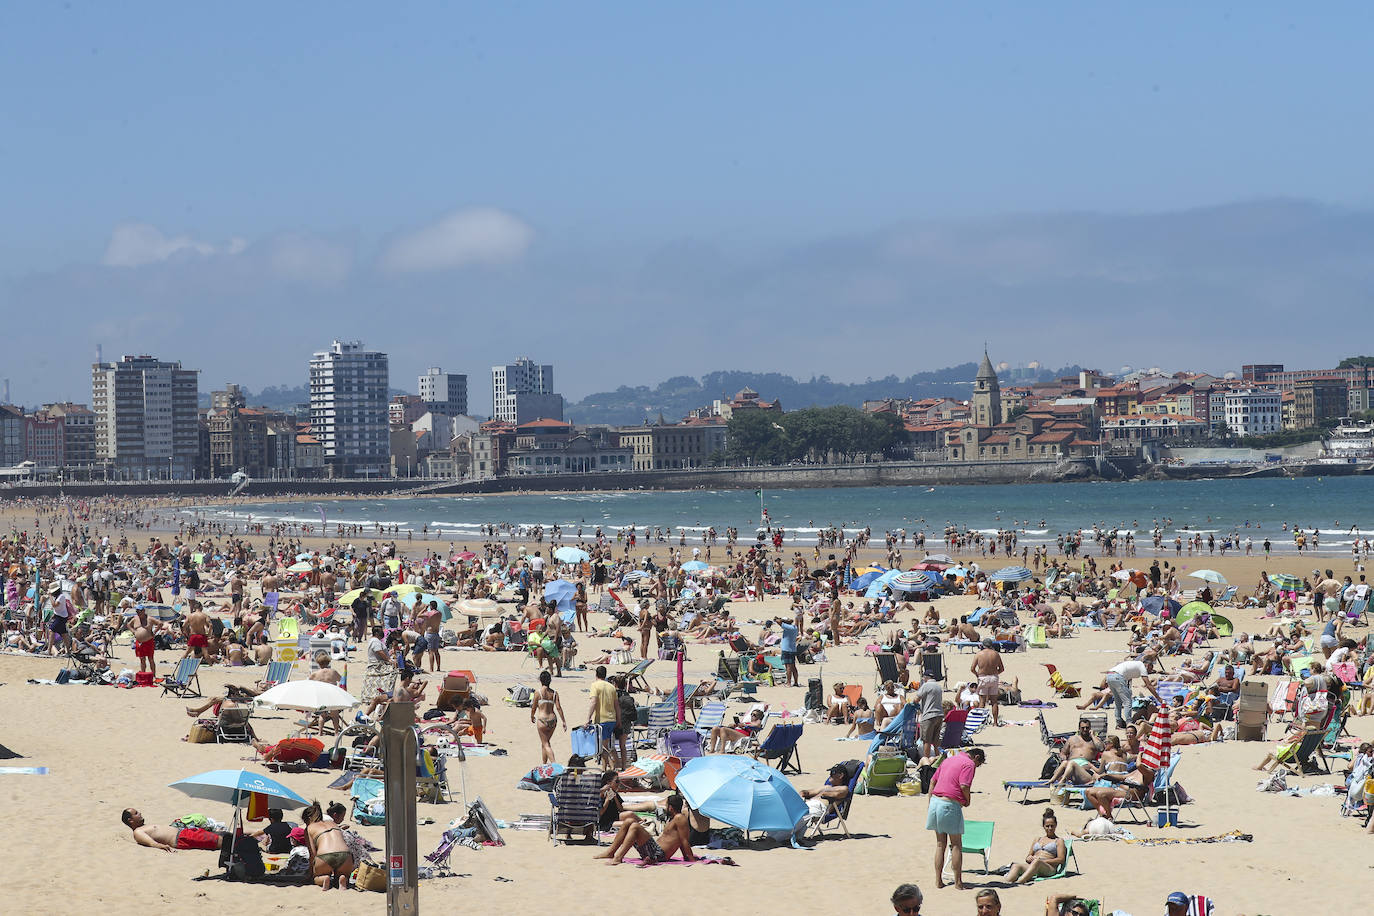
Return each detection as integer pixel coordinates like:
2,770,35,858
1,499,1369,916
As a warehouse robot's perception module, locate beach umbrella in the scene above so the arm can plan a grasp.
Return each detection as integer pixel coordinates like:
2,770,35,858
1269,573,1304,591
681,560,709,573
675,756,808,833
287,561,313,573
945,566,970,578
136,603,179,620
849,570,884,591
890,570,938,592
554,546,590,564
1175,601,1213,625
338,587,383,606
1189,570,1228,585
457,598,499,618
621,570,650,581
296,553,315,562
386,583,422,596
989,566,1034,583
401,591,452,621
915,562,948,572
851,566,885,576
169,768,309,809
923,554,955,564
543,579,578,621
255,680,360,713
453,552,476,562
864,568,906,599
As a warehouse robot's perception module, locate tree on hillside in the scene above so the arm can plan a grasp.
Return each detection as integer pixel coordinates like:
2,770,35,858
1337,356,1374,369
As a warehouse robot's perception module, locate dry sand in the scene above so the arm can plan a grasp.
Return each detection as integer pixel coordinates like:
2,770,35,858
1,505,1368,915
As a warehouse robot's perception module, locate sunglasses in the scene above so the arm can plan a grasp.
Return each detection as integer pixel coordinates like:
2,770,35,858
895,905,921,914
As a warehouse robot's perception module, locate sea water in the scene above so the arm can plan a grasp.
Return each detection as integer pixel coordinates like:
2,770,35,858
184,476,1374,553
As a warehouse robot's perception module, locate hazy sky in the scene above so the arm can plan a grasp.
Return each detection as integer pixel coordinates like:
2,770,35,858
4,4,1373,409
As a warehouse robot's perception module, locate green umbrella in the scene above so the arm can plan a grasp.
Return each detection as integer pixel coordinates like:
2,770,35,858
1175,601,1213,625
1269,573,1304,590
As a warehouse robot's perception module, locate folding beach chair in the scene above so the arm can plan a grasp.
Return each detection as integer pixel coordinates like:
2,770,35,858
862,751,907,795
920,652,946,685
1025,624,1049,648
549,768,604,844
634,702,678,748
1037,710,1072,750
1033,835,1081,881
161,657,202,698
1003,780,1053,804
260,660,292,689
753,722,803,774
417,748,450,803
874,653,903,691
1345,597,1370,626
1043,663,1081,698
212,705,254,743
807,760,864,839
351,776,385,825
662,728,704,762
962,707,990,740
694,701,727,738
939,709,970,751
957,820,995,874
619,659,653,693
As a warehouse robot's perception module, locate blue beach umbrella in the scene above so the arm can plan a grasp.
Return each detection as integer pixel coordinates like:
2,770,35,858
989,566,1034,583
849,570,884,591
864,568,906,599
681,560,710,573
169,769,309,808
674,755,808,833
553,546,590,564
542,579,578,622
890,570,938,592
401,591,453,622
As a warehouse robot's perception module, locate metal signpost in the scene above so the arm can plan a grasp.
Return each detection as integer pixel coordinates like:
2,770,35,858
382,701,419,914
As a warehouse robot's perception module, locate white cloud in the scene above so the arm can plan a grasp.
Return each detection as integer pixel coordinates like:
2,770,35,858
380,207,533,273
102,222,246,267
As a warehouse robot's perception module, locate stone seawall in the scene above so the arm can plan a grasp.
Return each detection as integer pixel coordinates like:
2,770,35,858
0,458,1123,499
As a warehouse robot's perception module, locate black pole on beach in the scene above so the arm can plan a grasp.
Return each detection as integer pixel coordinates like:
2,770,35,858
382,701,418,914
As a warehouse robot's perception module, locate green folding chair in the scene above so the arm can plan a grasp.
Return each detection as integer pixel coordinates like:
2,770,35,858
1034,835,1081,881
959,819,995,873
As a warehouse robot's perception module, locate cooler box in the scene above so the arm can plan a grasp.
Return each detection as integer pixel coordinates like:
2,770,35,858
135,670,155,687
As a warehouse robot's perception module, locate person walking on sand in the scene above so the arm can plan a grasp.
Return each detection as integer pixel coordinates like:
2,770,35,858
531,669,567,764
926,747,985,890
587,665,621,769
971,639,1005,726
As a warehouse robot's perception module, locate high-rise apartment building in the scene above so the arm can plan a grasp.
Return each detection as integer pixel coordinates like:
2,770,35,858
91,355,200,479
418,368,468,418
491,357,562,424
309,340,390,477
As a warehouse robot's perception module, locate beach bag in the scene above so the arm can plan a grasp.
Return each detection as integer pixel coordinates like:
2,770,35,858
354,861,386,892
804,678,823,712
507,685,533,707
1040,753,1063,780
188,722,216,744
570,725,601,759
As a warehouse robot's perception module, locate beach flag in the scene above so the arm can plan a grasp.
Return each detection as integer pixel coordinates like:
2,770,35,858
245,791,271,821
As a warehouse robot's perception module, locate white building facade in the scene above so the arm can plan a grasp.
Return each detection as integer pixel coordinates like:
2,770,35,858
1223,389,1282,437
491,357,560,423
418,367,468,418
91,355,200,479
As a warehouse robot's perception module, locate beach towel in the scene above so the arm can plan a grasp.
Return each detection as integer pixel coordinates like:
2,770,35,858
1139,709,1173,773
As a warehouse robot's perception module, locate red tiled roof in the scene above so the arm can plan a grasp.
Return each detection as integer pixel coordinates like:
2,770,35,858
516,418,571,429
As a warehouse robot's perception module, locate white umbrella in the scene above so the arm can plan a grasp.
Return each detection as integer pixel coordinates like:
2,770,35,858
1188,570,1228,585
255,680,359,713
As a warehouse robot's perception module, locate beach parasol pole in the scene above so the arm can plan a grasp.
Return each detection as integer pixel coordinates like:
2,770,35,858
676,647,685,725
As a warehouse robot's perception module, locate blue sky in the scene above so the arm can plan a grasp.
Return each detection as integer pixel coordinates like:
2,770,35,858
4,3,1373,408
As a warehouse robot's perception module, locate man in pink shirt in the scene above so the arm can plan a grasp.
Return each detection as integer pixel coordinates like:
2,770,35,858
925,747,985,890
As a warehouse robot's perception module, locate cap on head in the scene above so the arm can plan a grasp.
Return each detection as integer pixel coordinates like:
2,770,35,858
1166,892,1189,906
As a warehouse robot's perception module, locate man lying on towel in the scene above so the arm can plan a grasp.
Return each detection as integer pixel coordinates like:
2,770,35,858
122,808,225,852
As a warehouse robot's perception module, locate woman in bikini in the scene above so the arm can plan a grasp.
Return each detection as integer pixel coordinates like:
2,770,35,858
1005,808,1067,883
846,698,876,738
531,670,567,764
303,800,353,891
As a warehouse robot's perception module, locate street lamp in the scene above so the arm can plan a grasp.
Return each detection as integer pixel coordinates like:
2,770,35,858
168,456,173,481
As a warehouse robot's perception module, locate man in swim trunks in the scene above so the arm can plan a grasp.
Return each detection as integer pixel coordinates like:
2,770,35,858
971,639,1006,726
1047,718,1104,787
595,794,697,866
130,600,157,677
183,603,211,660
121,808,224,851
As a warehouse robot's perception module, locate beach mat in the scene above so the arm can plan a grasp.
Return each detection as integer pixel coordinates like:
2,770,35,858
0,767,49,775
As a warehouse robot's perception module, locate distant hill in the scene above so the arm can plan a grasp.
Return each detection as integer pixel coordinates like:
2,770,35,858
565,364,1080,426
